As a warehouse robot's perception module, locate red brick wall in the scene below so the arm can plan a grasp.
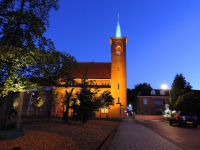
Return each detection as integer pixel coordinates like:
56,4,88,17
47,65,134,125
136,96,169,115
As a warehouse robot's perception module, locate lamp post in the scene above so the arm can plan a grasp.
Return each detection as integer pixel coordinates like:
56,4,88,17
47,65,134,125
116,103,124,119
161,84,172,115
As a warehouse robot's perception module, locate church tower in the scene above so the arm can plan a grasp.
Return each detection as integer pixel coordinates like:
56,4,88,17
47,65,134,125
110,15,127,118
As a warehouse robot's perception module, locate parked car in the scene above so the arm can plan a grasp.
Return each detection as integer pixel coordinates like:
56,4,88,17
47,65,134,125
169,111,198,128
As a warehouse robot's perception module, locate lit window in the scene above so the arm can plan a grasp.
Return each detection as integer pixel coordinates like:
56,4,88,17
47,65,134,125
143,98,147,104
105,107,108,114
101,108,104,113
160,90,165,95
151,90,156,95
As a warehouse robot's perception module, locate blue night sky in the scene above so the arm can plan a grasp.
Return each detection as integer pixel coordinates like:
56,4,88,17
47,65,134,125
44,0,200,90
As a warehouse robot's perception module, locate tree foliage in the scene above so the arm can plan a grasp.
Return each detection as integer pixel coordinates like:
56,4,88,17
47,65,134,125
171,73,192,108
173,92,199,114
74,78,99,124
0,0,60,131
0,0,59,95
99,90,114,107
128,83,152,105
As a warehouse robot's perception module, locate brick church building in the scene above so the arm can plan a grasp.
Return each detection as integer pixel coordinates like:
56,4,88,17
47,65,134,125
21,17,128,119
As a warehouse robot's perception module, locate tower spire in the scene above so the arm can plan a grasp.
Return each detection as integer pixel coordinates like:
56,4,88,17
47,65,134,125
116,14,121,37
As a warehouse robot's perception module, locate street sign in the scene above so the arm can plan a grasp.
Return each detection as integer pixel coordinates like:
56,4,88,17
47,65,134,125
165,104,169,110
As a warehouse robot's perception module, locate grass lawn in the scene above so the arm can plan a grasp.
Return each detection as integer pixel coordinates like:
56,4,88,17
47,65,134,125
0,118,119,150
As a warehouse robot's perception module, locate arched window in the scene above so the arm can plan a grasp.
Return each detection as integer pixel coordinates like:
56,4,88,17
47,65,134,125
116,46,121,55
160,90,165,95
151,90,156,95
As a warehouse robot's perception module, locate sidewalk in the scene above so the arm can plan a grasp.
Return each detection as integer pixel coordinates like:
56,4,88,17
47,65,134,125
107,119,183,150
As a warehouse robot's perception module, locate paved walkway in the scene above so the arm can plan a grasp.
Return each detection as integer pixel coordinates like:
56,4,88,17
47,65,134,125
107,119,183,150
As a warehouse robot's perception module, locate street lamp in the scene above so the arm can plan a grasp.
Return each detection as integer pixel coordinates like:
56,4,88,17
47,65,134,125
161,84,172,115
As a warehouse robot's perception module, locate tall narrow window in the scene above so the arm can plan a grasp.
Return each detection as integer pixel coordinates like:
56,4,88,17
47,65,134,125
118,67,120,71
118,84,120,89
118,97,120,103
102,83,104,87
143,98,147,104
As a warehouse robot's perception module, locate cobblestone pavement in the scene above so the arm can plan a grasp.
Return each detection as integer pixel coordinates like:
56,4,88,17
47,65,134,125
107,119,182,150
133,119,200,150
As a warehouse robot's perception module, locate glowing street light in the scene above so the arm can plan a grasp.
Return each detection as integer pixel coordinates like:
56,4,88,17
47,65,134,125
161,84,171,115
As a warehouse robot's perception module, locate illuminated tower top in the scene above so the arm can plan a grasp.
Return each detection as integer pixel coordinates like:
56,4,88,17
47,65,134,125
116,14,121,37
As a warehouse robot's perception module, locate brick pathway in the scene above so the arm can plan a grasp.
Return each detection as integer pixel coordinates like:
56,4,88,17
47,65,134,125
107,119,182,150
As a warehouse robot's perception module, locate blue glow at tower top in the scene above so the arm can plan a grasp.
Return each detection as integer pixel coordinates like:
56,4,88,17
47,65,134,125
116,14,121,37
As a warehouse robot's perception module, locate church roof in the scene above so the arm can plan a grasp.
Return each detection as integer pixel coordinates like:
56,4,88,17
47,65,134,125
72,62,111,79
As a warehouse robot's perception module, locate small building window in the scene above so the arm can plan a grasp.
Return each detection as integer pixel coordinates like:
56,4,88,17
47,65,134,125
107,83,109,87
160,90,165,95
118,67,120,71
95,83,97,87
143,98,147,104
153,100,163,105
101,108,104,113
101,107,108,114
151,90,156,95
105,107,108,114
118,97,120,103
102,83,104,87
118,84,120,89
105,83,106,86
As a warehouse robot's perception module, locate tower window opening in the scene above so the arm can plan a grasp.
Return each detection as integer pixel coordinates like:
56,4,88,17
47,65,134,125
118,67,120,71
118,84,120,89
118,97,120,103
116,46,121,55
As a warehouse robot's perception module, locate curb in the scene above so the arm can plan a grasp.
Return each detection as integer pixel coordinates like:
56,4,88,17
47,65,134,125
96,126,118,150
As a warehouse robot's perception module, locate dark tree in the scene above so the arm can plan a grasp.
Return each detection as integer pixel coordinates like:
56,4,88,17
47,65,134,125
171,73,192,108
98,90,114,118
74,78,99,124
129,83,153,104
173,92,199,114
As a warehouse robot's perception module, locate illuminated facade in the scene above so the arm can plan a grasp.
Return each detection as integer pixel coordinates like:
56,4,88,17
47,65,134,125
54,17,127,118
21,17,127,119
